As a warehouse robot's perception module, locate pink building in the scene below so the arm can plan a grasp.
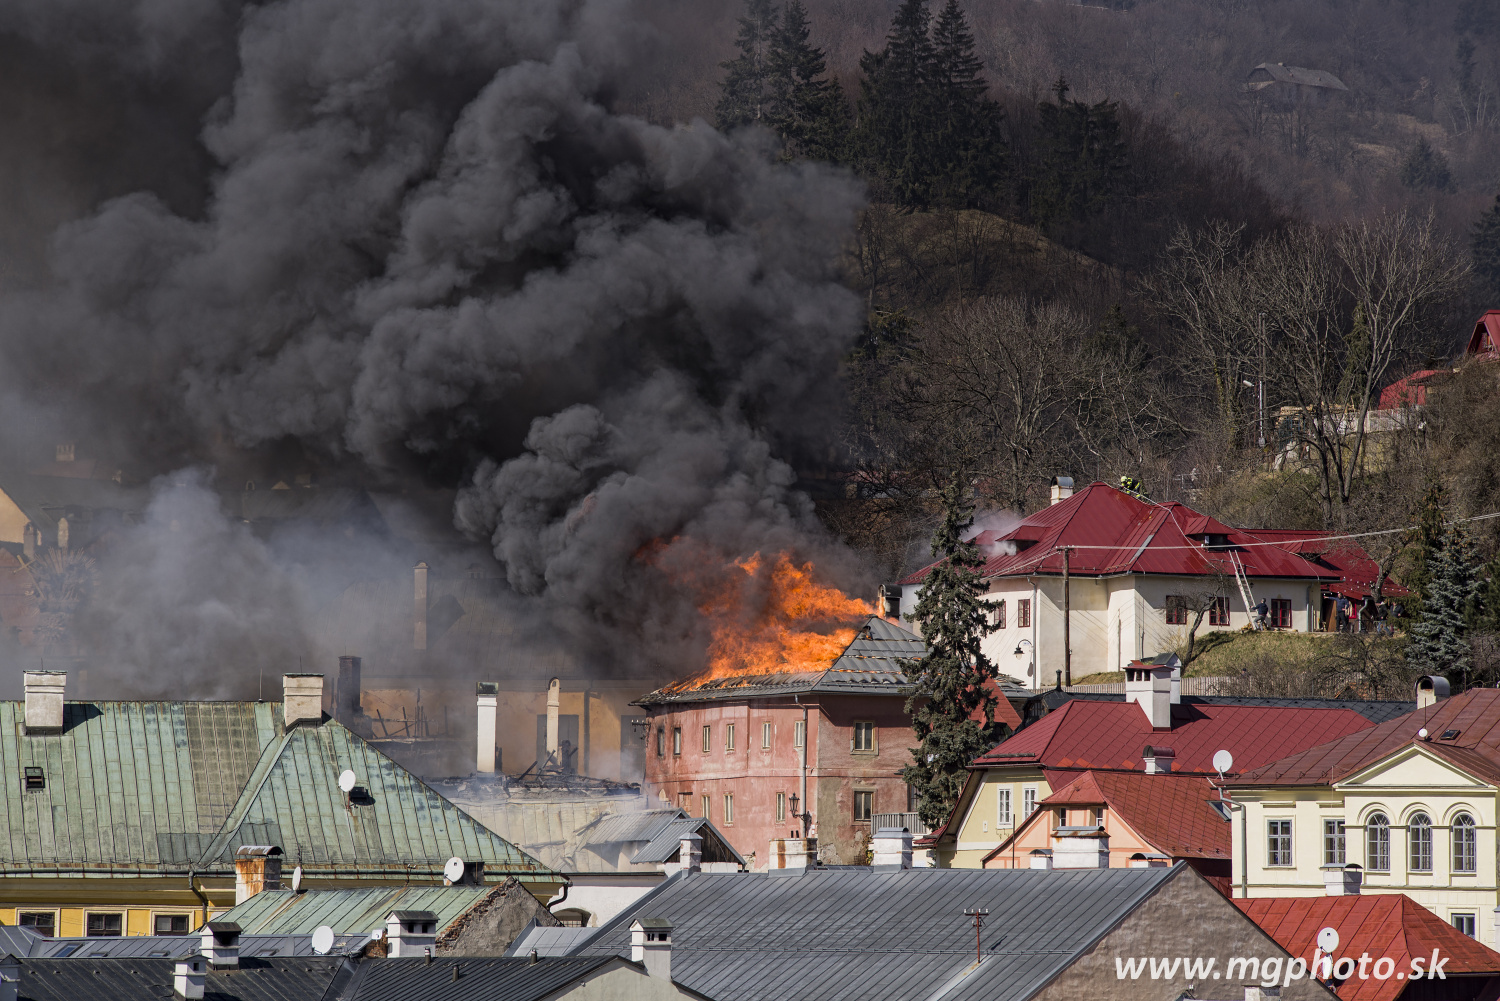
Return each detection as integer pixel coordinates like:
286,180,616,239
634,617,1004,867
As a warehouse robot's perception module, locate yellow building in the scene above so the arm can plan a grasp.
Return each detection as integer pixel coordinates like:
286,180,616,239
1229,683,1500,945
0,671,560,939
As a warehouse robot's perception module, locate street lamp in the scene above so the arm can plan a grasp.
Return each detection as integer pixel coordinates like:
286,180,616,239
1014,639,1035,692
789,793,810,838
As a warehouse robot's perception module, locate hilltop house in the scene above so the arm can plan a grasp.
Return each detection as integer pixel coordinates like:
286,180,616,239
1245,62,1349,105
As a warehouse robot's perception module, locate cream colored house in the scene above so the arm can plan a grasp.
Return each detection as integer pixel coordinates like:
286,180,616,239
1229,683,1500,944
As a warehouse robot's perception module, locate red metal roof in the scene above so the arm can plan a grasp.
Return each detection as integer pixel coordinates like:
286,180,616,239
900,482,1344,586
971,698,1378,776
1246,530,1408,599
1466,309,1500,358
1377,369,1450,410
1236,895,1500,1001
1232,688,1500,787
1025,770,1229,860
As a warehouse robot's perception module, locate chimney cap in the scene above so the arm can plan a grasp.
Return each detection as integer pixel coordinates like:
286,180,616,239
390,910,438,923
476,681,499,696
235,845,283,858
632,918,674,931
205,920,241,935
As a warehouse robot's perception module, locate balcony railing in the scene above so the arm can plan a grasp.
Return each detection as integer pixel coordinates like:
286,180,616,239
871,812,929,835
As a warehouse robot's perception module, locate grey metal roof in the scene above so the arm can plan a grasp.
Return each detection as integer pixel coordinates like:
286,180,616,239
13,955,355,1000
216,886,493,938
572,866,1181,1001
1247,62,1348,90
24,932,368,960
629,817,746,865
504,926,601,958
634,617,925,706
575,808,687,846
343,955,619,1001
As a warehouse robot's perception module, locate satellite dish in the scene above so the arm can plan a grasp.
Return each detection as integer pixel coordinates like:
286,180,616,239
311,926,335,956
338,770,357,793
444,856,466,884
1317,926,1340,953
1212,750,1233,777
369,928,384,942
290,865,303,894
1418,728,1429,740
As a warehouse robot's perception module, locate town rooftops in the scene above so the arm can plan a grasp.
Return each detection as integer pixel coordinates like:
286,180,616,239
898,483,1357,586
1236,895,1500,1001
214,884,494,939
971,697,1379,776
1231,687,1500,787
8,956,354,1001
633,616,926,707
0,696,554,883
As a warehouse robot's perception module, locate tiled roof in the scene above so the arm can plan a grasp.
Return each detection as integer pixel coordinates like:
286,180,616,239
0,699,554,882
634,616,924,706
1236,895,1500,1001
215,885,494,937
971,698,1378,776
1016,771,1229,860
571,867,1181,1001
1231,688,1500,787
899,483,1346,586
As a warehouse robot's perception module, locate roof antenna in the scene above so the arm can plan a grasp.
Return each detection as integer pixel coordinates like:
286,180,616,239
962,908,989,965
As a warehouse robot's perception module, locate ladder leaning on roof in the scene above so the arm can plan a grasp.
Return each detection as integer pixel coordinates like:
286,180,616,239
1227,551,1264,630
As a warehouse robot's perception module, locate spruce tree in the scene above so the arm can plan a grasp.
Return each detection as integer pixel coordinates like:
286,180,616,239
715,0,779,132
1407,525,1478,682
856,0,937,206
1399,137,1454,192
927,0,1004,206
1472,193,1500,299
1030,78,1127,229
765,1,849,162
901,473,1003,829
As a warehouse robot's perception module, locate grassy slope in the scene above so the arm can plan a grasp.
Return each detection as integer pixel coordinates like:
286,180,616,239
1070,629,1335,686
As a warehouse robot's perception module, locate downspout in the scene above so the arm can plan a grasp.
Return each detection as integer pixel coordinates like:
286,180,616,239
1228,799,1248,898
794,694,810,838
1028,577,1039,693
189,868,211,927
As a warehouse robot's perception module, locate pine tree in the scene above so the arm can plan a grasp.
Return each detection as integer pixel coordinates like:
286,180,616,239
1472,193,1500,299
765,1,849,162
855,0,937,205
1030,78,1127,229
1407,525,1478,682
901,473,1003,829
926,0,1004,206
715,0,780,132
1401,483,1448,616
1399,137,1453,192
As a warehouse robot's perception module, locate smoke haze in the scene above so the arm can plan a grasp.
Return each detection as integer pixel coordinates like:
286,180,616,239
0,0,870,694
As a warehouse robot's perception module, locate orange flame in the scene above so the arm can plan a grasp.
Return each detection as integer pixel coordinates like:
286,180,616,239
669,552,870,689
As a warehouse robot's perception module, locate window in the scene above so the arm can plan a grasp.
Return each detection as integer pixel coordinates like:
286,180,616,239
701,795,710,819
725,723,735,751
777,792,786,824
762,722,772,749
1454,813,1478,873
1270,598,1292,628
702,725,712,753
1366,813,1391,871
724,794,735,825
1454,914,1477,938
997,788,1012,826
1324,819,1346,865
672,727,682,755
1208,596,1231,626
1409,813,1433,872
86,912,123,937
1023,786,1037,817
656,727,664,757
993,600,1006,629
1267,820,1293,866
854,790,874,822
1165,595,1188,625
1017,599,1031,628
794,720,805,748
154,914,191,936
18,912,55,938
853,722,876,752
1092,807,1105,827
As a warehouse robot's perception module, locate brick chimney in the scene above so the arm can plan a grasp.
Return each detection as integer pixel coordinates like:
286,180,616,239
630,919,673,981
678,832,702,874
23,671,66,734
768,837,816,873
872,827,913,869
172,955,205,999
413,562,429,650
1125,656,1180,730
386,910,438,958
476,682,498,774
234,845,283,904
283,675,324,728
1050,476,1074,505
200,921,241,969
1142,745,1175,774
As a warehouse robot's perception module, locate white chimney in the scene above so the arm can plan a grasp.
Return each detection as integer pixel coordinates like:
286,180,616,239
872,827,913,869
679,832,702,874
630,919,673,981
1244,988,1281,1001
1142,745,1175,774
413,562,429,650
1029,849,1054,870
282,675,324,728
0,953,18,1001
234,845,283,904
476,682,498,773
23,671,66,734
545,677,561,760
200,921,240,969
172,955,205,999
1416,675,1450,709
768,837,816,872
1322,862,1362,896
1050,476,1074,505
1125,656,1180,730
1052,819,1109,869
386,910,438,958
1129,852,1170,868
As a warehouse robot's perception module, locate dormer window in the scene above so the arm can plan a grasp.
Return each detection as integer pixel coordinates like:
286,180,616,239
1202,533,1231,549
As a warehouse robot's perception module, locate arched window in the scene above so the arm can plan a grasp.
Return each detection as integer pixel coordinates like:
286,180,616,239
1453,814,1478,873
1409,813,1433,872
1366,813,1390,871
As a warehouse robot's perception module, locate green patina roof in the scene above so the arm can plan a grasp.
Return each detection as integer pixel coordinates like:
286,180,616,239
216,885,491,937
0,700,554,883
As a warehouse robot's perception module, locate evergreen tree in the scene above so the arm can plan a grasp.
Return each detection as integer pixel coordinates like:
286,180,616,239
1406,525,1478,683
1472,192,1500,298
765,1,849,162
1030,78,1127,229
901,474,1004,829
855,0,937,205
1401,483,1448,616
715,0,779,132
926,0,1004,206
1399,137,1453,192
